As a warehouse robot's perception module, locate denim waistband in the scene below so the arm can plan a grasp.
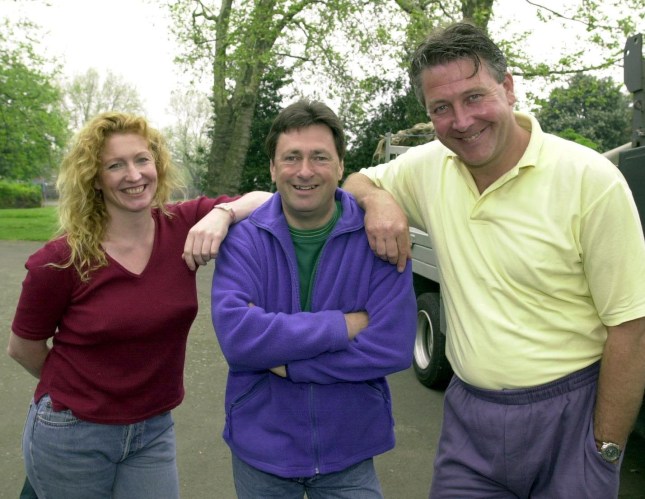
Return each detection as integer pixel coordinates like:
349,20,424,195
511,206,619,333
458,361,600,405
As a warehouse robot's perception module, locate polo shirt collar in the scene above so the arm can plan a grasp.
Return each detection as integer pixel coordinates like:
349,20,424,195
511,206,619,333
514,111,543,171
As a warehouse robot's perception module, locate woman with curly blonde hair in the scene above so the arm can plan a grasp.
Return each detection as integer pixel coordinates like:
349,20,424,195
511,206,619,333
56,112,181,280
8,112,270,499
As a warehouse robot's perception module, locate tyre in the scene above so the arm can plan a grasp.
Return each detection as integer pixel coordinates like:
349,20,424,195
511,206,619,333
413,292,452,389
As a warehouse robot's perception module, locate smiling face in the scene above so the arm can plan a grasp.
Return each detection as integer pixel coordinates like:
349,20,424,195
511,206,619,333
270,124,344,229
94,133,158,217
422,58,524,179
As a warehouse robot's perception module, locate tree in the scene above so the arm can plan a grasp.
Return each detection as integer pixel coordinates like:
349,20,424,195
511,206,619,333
239,65,293,194
170,0,642,194
169,0,395,195
0,20,68,182
163,89,212,197
388,0,640,80
347,0,640,169
552,129,600,151
534,73,631,151
63,68,145,131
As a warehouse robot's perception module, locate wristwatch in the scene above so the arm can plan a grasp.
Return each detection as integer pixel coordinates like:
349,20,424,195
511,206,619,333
598,441,622,463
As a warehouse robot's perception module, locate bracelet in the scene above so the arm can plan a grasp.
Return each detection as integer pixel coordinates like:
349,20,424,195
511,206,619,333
214,203,236,224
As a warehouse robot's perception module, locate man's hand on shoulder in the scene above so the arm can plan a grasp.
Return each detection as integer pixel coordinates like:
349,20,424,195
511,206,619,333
363,189,411,272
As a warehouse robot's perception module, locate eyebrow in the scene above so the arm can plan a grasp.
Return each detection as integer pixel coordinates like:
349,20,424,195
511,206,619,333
280,148,332,155
426,85,489,106
101,150,152,164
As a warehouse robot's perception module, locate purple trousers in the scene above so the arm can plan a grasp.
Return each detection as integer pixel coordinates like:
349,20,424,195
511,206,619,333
430,362,621,498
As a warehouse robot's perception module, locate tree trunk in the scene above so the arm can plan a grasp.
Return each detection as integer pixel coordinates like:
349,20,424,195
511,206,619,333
205,92,259,195
461,0,494,29
203,0,279,195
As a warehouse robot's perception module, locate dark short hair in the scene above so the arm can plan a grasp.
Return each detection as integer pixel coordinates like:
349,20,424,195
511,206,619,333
265,99,346,161
409,22,508,107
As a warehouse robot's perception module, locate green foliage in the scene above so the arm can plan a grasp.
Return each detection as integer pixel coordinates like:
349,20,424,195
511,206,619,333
534,73,631,151
168,0,643,193
0,20,69,181
239,66,293,193
496,1,639,85
0,206,58,241
553,129,600,151
345,81,428,174
168,0,402,194
0,180,43,208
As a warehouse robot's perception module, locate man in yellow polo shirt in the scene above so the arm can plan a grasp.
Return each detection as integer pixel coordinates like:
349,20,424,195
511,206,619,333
343,22,645,498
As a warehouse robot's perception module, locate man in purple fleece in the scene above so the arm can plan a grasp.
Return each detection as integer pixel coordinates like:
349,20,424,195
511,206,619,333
210,99,417,499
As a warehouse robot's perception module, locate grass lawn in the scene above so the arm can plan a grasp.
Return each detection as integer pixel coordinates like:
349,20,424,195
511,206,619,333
0,207,59,241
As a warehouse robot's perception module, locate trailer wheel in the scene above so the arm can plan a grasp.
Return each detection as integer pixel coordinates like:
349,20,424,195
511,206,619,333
414,292,452,389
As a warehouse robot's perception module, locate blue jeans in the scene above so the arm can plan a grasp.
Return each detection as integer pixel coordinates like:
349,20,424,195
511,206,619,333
23,395,179,499
19,476,38,499
232,453,383,499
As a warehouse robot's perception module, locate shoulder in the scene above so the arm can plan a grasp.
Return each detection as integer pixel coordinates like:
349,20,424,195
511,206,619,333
26,237,71,268
530,132,631,213
22,238,76,289
397,140,450,167
542,132,606,159
542,133,621,182
158,196,235,225
524,112,617,178
359,140,448,193
162,196,213,215
223,214,265,252
520,111,620,185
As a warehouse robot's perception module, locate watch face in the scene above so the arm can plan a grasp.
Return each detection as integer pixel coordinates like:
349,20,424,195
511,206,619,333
600,443,621,462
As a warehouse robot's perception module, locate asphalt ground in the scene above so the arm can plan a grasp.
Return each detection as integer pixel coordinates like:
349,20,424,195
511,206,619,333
1,240,644,498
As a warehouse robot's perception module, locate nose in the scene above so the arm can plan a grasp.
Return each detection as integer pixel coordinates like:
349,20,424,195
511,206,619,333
297,158,315,178
125,162,142,181
451,104,473,132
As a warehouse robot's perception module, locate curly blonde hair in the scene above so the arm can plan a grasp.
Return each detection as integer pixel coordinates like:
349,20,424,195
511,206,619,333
54,112,183,281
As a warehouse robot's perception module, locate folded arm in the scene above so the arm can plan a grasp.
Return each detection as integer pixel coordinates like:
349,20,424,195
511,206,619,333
285,258,416,384
270,311,369,377
212,233,353,371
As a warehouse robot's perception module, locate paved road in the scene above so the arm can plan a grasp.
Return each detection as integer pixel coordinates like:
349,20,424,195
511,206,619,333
1,240,644,498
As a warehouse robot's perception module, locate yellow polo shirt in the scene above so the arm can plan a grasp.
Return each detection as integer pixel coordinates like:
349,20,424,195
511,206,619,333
361,113,645,389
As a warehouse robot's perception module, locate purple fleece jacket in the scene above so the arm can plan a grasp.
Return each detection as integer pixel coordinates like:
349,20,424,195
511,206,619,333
211,188,416,478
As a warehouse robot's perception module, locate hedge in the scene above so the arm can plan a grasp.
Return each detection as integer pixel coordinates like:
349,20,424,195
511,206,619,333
0,180,43,208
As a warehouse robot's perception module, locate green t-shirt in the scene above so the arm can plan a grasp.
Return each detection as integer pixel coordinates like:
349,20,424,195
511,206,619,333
289,201,342,311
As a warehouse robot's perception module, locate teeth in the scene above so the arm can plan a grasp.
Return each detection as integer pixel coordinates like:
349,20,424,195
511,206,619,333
294,185,316,190
124,186,145,194
462,132,481,143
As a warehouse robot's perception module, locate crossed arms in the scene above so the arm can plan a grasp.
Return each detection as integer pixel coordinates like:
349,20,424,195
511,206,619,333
210,226,416,384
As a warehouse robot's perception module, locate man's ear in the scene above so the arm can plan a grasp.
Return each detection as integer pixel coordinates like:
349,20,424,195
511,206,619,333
503,72,516,107
270,160,276,183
